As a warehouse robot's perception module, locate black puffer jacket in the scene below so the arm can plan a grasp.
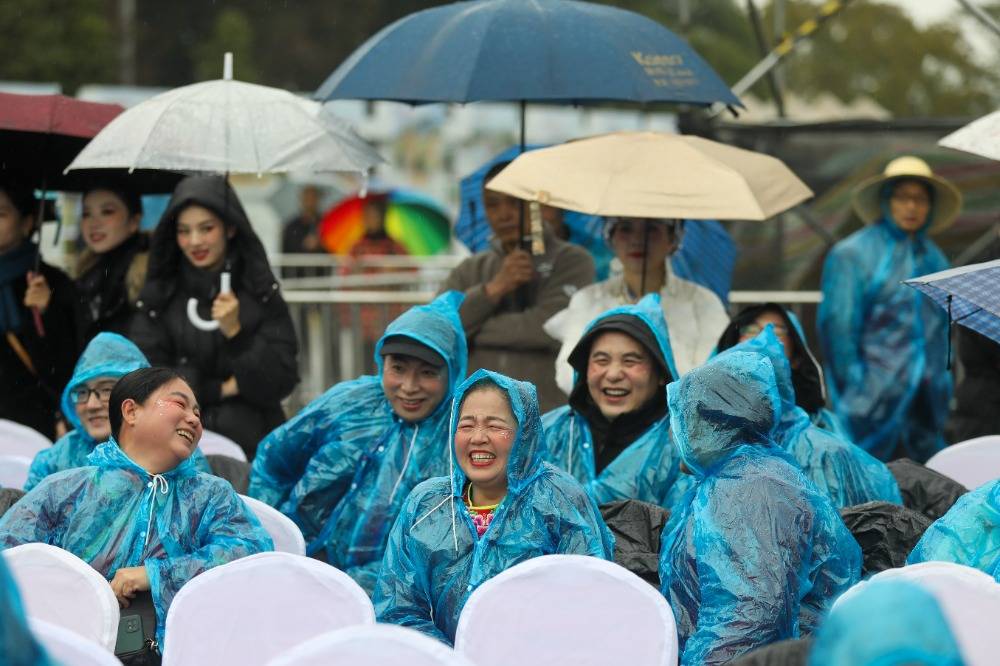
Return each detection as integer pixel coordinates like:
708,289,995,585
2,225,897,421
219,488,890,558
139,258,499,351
131,176,299,457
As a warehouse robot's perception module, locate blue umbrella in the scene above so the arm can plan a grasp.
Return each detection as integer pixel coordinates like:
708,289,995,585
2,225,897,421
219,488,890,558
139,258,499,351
317,0,741,108
906,259,1000,347
458,146,737,303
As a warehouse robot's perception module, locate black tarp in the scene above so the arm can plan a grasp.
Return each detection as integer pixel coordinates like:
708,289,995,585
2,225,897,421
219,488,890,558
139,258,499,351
599,499,669,588
839,501,933,575
888,458,967,521
207,454,250,494
0,487,24,519
729,638,813,666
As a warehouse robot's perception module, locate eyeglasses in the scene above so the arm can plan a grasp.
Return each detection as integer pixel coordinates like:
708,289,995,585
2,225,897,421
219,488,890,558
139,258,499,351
69,386,114,404
739,323,790,338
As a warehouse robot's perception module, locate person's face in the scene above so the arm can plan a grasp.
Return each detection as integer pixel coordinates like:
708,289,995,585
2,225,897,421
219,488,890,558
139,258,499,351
455,387,517,494
81,190,140,254
482,189,523,248
609,218,679,273
0,191,33,254
362,201,385,235
70,376,117,441
301,187,320,213
176,205,229,272
889,179,932,233
738,311,798,367
124,378,202,467
381,354,448,423
586,331,662,420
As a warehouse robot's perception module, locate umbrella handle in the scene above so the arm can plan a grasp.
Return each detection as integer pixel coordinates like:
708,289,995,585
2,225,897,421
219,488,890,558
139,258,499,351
31,307,45,337
186,272,232,331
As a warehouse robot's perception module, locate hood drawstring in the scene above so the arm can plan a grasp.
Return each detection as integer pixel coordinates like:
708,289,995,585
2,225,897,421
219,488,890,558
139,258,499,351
388,425,419,503
447,399,459,553
144,474,169,547
568,415,575,473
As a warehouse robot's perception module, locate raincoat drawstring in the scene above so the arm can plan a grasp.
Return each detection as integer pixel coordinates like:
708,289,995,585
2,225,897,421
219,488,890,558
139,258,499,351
144,474,169,546
388,426,418,503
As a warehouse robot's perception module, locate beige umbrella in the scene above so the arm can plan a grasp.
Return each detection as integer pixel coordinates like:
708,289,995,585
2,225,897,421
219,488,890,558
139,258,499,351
485,131,812,220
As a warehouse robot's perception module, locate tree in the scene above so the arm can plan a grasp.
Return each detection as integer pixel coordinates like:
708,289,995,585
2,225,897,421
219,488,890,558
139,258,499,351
192,8,260,82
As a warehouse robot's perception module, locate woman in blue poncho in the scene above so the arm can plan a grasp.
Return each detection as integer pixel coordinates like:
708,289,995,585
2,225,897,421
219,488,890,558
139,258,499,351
542,293,692,510
717,325,901,509
374,370,614,645
819,156,960,462
248,291,468,592
659,351,861,665
25,332,210,491
0,367,272,648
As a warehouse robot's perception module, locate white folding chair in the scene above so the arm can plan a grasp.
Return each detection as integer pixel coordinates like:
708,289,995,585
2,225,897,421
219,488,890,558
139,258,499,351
29,618,121,665
0,454,32,489
836,562,1000,666
198,429,247,462
239,494,306,555
2,543,120,650
926,435,1000,489
266,624,475,666
162,551,375,666
0,419,52,459
455,554,678,666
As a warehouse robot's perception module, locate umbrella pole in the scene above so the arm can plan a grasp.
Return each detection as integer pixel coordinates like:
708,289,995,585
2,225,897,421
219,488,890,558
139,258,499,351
29,180,47,337
640,220,650,297
518,100,527,250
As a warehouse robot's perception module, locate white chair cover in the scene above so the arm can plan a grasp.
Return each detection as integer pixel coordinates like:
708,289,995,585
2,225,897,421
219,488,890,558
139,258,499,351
455,554,678,666
2,543,120,650
926,435,1000,488
162,551,375,666
266,624,475,666
239,494,306,555
836,562,1000,666
198,429,247,461
0,454,32,489
29,618,121,665
0,419,52,459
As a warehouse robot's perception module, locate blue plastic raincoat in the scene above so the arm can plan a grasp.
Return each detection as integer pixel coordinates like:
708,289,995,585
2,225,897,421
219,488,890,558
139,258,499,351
248,292,468,592
720,326,901,508
809,580,965,665
819,205,952,462
659,352,861,666
0,441,273,645
542,294,692,509
907,478,1000,577
0,555,52,666
374,369,615,645
25,332,210,491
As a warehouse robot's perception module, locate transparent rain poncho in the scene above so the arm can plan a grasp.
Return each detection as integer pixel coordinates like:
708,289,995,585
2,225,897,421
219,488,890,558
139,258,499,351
659,351,861,665
0,555,51,666
542,293,693,510
719,326,902,509
908,478,1000,578
248,291,468,593
374,369,615,645
818,208,952,462
25,332,210,491
809,580,965,666
0,441,272,645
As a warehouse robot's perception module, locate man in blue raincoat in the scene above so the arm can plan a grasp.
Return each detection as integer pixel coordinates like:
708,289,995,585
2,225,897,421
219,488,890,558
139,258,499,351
907,477,1000,579
25,332,211,491
374,369,614,645
659,351,861,665
0,367,272,647
542,293,692,510
819,156,961,461
0,555,52,666
717,326,901,509
248,291,468,593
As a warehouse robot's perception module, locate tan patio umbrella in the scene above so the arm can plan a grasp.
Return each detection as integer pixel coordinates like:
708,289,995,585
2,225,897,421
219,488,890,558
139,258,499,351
485,131,812,220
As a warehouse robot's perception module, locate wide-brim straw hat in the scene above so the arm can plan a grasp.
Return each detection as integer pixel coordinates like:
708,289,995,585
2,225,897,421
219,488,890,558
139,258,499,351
851,156,963,234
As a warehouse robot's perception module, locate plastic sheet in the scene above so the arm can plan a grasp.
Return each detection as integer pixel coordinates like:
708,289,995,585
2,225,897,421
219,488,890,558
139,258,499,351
839,501,932,575
889,458,968,521
599,499,670,587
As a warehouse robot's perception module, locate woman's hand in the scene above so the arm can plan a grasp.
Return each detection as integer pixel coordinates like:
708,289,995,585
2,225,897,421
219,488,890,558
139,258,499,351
23,271,52,312
212,291,241,338
221,376,240,398
110,566,150,608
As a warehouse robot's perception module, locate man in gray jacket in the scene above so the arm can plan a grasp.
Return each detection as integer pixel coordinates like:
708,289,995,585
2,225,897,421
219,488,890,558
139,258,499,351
439,162,595,413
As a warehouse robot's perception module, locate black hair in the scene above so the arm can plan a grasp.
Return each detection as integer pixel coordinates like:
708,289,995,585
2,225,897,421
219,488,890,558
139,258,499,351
108,367,185,440
0,179,37,219
83,182,143,218
459,377,509,412
482,161,512,187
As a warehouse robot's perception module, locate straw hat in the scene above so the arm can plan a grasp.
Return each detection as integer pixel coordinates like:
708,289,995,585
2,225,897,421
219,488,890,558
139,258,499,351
851,156,962,234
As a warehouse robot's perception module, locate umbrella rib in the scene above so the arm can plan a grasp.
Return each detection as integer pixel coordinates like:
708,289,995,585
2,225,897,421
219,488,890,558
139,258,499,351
127,90,191,172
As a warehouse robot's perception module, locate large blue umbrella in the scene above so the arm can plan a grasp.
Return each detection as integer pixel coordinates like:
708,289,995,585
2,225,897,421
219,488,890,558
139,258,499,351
906,259,1000,347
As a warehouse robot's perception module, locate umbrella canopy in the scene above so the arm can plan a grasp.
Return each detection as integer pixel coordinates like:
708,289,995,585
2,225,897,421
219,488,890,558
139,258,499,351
905,259,1000,346
319,189,451,256
316,0,740,107
939,110,1000,162
67,55,383,177
486,131,813,221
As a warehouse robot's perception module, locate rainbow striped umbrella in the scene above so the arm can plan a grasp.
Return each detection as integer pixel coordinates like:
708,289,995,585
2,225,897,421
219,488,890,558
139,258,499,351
319,189,451,255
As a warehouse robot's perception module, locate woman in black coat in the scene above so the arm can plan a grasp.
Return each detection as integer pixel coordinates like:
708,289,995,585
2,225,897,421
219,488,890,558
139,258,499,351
131,175,299,457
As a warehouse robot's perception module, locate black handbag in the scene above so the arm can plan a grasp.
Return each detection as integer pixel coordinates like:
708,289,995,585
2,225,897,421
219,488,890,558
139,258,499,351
115,591,161,666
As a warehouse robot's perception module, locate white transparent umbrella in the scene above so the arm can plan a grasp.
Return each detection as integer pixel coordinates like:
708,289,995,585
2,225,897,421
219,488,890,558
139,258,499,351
66,53,383,177
939,110,1000,162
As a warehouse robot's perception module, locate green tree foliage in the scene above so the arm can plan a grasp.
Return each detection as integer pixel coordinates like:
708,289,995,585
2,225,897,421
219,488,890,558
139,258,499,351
192,8,260,82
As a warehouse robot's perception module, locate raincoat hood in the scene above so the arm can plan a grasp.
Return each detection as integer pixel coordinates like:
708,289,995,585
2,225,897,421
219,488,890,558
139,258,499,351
667,350,780,477
719,325,804,430
90,437,200,481
142,175,279,308
61,333,150,433
449,369,546,498
809,580,965,665
375,290,468,411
